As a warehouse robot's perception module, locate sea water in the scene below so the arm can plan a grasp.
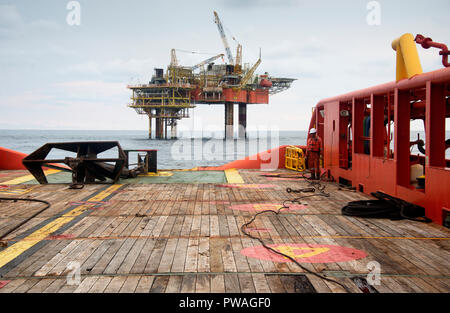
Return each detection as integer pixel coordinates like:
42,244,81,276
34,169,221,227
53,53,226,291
0,129,307,169
0,130,447,169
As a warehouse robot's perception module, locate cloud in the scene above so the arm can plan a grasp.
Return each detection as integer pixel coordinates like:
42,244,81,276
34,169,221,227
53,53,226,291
29,19,61,32
54,80,129,99
218,0,301,8
64,58,155,79
0,4,61,39
0,81,136,130
1,91,55,109
1,1,448,132
0,4,25,38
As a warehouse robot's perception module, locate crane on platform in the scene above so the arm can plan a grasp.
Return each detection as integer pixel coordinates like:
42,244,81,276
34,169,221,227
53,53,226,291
235,44,243,73
170,49,224,70
236,52,261,90
170,48,178,66
191,53,224,71
213,11,234,64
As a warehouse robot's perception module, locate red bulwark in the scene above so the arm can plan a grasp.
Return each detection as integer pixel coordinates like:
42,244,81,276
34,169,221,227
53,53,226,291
308,67,450,225
198,145,302,170
0,147,27,170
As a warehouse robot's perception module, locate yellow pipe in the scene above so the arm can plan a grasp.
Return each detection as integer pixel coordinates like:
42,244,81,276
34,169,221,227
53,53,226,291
392,33,423,81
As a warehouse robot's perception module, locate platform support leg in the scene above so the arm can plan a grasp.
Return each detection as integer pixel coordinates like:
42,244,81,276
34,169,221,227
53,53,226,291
238,103,247,139
148,116,152,139
171,122,177,139
225,103,234,139
164,119,168,139
155,117,163,139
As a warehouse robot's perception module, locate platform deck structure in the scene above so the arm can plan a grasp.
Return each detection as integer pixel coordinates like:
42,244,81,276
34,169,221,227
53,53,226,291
0,169,448,293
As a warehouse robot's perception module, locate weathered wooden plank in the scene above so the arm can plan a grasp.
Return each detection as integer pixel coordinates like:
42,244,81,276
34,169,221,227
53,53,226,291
238,273,256,293
119,275,140,293
42,278,66,293
224,273,241,293
180,274,196,293
144,238,168,273
195,274,210,293
165,275,183,293
149,275,169,293
26,279,54,293
158,238,178,273
89,276,112,293
210,274,225,293
103,276,126,293
73,276,98,293
135,275,155,293
184,238,199,272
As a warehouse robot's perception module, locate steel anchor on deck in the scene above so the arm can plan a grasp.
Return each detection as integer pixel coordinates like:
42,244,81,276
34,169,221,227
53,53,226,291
22,141,156,185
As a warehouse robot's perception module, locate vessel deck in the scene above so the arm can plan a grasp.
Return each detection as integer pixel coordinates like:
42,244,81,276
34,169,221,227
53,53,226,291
0,169,449,293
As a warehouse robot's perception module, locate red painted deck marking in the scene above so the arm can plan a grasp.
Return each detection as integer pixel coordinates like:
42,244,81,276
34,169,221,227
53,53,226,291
266,177,301,181
45,234,75,240
243,227,271,233
230,203,307,211
241,243,367,263
216,184,276,189
0,280,11,289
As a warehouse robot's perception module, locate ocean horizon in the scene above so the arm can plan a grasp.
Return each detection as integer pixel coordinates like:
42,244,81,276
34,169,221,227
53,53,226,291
1,129,447,169
0,129,308,169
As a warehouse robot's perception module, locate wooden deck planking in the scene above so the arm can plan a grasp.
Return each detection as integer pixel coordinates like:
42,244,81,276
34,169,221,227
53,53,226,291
0,169,449,293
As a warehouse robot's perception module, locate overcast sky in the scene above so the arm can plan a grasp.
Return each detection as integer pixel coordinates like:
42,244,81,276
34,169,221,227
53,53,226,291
0,0,448,131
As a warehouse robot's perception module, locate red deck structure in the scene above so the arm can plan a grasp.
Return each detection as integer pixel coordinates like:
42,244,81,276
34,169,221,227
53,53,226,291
308,67,450,225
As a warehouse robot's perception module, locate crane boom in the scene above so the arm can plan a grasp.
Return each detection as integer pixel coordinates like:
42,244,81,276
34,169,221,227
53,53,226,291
213,11,234,64
191,53,224,70
170,49,178,66
239,58,261,89
235,44,242,73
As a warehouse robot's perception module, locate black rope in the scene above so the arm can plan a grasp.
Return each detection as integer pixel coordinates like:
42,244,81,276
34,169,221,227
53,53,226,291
240,176,352,293
0,197,51,245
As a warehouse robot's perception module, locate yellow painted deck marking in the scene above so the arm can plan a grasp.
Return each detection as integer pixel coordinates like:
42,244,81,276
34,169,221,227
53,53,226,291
88,184,122,202
172,168,198,172
0,184,122,269
139,171,173,177
0,186,37,196
252,204,283,211
2,169,61,185
274,245,330,260
225,169,245,184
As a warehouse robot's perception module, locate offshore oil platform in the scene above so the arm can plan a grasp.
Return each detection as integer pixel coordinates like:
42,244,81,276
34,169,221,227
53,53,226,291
127,11,295,139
